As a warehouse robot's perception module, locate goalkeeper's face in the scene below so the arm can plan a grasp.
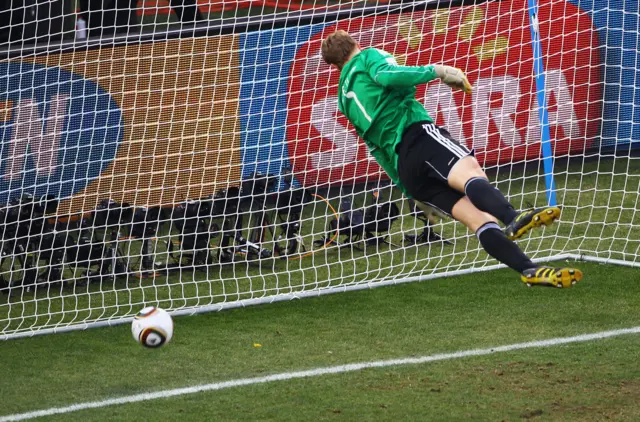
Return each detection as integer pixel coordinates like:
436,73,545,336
321,30,361,71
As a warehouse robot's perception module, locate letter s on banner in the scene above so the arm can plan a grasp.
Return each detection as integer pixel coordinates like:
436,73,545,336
286,0,601,187
309,96,360,170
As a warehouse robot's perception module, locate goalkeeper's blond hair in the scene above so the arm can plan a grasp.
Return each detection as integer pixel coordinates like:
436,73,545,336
321,30,358,70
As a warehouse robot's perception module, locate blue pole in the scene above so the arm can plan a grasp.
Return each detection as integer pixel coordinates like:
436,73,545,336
527,0,557,206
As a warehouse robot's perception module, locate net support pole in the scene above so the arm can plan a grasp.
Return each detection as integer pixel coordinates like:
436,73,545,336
527,0,557,206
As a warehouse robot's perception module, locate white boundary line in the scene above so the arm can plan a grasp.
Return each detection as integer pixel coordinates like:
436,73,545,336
2,326,639,422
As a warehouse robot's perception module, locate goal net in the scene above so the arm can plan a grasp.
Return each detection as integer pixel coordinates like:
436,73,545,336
0,0,637,339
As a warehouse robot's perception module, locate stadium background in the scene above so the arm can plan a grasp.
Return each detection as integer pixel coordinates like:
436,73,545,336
0,0,637,214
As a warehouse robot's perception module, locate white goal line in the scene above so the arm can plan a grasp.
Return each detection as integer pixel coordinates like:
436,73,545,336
2,326,639,422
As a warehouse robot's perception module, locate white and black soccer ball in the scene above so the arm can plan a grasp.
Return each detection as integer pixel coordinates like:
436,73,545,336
131,306,173,348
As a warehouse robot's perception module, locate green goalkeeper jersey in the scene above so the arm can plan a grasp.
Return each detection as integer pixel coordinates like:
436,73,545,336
337,48,439,194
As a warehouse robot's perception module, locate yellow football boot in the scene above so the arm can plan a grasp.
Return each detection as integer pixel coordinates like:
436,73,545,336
505,206,561,240
521,266,583,288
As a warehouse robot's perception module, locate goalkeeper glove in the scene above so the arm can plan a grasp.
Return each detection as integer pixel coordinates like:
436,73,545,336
434,65,472,94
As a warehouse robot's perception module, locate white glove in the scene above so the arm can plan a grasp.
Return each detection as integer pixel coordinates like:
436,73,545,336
434,65,472,94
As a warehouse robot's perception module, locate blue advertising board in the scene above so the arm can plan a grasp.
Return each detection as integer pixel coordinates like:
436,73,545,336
0,62,124,203
238,25,323,180
570,0,640,146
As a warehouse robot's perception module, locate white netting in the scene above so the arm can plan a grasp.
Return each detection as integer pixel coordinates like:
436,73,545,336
0,0,638,339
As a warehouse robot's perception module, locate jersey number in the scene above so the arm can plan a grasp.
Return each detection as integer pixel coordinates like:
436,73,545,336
345,91,372,123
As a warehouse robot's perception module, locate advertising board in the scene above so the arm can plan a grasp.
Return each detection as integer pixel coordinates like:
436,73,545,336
5,36,243,212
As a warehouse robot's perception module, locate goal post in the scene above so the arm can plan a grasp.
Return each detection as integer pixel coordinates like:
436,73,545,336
1,0,639,340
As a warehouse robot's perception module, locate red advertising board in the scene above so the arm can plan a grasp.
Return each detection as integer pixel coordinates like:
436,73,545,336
287,0,601,186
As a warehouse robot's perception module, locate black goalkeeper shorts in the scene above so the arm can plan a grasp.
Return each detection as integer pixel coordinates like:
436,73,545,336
397,121,473,216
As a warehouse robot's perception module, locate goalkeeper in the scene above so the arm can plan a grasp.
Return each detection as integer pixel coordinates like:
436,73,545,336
321,30,582,287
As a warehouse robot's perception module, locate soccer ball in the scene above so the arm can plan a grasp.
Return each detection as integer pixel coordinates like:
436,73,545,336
131,306,173,348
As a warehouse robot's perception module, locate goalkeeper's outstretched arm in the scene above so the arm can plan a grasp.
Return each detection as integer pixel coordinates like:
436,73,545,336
366,49,472,93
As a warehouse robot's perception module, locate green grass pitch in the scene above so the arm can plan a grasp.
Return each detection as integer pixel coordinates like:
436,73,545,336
1,156,640,420
1,262,640,421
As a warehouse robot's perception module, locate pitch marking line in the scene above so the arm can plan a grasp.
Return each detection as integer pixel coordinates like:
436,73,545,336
2,326,640,421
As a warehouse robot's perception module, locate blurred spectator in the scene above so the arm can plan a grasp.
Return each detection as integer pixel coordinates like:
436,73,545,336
79,0,138,37
0,0,69,44
170,0,204,22
79,0,204,38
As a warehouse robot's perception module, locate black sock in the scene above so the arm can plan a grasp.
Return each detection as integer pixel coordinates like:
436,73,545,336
465,177,518,225
477,222,536,273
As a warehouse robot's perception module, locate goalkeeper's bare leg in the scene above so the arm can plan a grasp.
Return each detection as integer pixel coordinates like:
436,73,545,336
451,196,581,288
448,156,561,241
396,122,581,287
446,147,579,287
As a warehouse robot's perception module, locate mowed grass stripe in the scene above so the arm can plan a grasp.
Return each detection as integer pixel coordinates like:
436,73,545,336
2,326,639,422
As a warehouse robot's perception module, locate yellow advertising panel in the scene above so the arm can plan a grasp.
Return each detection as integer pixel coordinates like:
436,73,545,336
22,35,242,214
